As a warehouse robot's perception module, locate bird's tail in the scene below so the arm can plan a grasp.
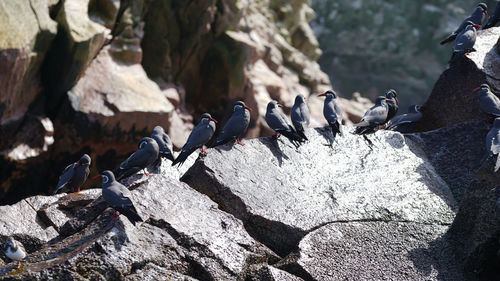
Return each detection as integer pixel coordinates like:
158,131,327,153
279,130,305,147
328,121,342,138
114,167,141,181
160,151,175,162
171,147,197,167
353,125,375,135
212,136,235,148
296,129,308,141
440,34,455,45
116,207,143,226
53,183,66,195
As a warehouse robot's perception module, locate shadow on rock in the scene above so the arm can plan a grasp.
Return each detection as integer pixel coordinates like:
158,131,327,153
258,137,289,167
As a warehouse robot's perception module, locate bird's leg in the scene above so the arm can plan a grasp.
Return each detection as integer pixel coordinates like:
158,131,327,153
236,139,245,146
110,211,121,219
143,169,151,176
17,261,22,269
200,147,208,154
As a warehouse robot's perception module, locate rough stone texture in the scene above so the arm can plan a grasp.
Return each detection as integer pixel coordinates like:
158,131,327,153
415,27,500,132
182,127,457,256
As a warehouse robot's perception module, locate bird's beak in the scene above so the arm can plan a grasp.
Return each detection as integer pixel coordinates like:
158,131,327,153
395,98,399,106
277,104,283,107
483,10,488,19
473,24,482,29
92,174,102,179
244,106,253,112
209,117,218,124
318,93,326,97
472,87,481,93
75,163,80,168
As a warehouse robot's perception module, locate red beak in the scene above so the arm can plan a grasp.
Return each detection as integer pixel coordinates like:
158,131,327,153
473,24,482,29
74,163,80,169
277,104,283,107
472,87,481,93
484,10,488,19
93,174,101,179
244,106,253,112
210,118,218,124
318,93,326,97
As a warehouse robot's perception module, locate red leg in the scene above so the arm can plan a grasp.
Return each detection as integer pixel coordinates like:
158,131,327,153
274,133,281,138
110,211,121,219
200,148,208,154
143,169,151,176
236,139,245,146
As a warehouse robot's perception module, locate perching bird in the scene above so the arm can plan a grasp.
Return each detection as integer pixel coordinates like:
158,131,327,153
3,237,26,268
95,170,143,225
384,89,399,123
115,137,159,180
354,97,389,135
475,84,500,118
151,126,175,162
291,94,311,141
172,113,217,167
265,100,305,148
484,1,500,29
318,90,343,139
386,105,423,133
440,3,488,45
213,101,252,147
53,154,91,194
486,118,500,171
449,21,481,64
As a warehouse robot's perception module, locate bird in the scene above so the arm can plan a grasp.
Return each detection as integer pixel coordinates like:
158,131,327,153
486,118,500,172
440,3,488,45
3,237,26,268
213,101,252,147
265,100,305,148
115,137,159,180
484,1,500,29
291,94,311,141
151,126,175,162
384,89,399,123
353,97,389,135
53,154,91,194
172,113,218,167
475,84,500,119
386,105,423,133
94,170,143,225
449,21,481,64
318,90,343,139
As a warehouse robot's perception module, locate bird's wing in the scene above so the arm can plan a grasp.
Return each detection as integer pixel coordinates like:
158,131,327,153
479,94,500,116
162,132,173,148
360,104,388,125
266,109,292,132
454,28,476,52
119,150,144,170
218,112,247,140
184,123,215,151
56,163,75,189
104,184,134,208
388,112,422,128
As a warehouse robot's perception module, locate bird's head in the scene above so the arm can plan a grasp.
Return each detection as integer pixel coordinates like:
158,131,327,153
3,237,16,250
318,90,337,99
152,125,164,135
138,137,157,150
267,100,282,110
93,170,115,185
201,113,218,124
385,89,399,105
295,94,306,104
78,154,91,167
375,97,387,104
465,20,482,29
472,84,490,93
409,105,421,113
234,101,252,112
478,3,488,17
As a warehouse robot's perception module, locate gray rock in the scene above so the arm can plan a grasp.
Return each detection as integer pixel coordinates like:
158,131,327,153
182,127,457,256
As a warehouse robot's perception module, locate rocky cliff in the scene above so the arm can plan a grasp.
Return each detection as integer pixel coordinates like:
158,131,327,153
0,0,371,204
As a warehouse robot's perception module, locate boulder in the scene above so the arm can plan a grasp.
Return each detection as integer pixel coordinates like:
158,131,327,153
416,27,500,132
182,127,457,257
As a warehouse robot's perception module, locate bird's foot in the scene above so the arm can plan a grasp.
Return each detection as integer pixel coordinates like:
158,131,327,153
110,211,121,219
143,169,151,176
273,133,281,139
17,261,22,269
236,139,245,146
200,148,208,154
71,189,83,195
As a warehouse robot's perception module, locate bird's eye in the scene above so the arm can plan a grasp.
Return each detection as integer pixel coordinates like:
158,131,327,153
139,141,146,149
102,176,109,184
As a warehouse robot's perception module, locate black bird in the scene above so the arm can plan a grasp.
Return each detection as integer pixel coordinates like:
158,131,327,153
486,118,500,171
54,154,91,194
475,84,500,118
95,170,143,225
265,100,305,147
440,3,488,45
172,113,217,167
386,105,423,133
291,94,311,141
354,97,389,135
384,89,399,123
318,90,343,139
115,137,159,180
214,101,252,147
151,126,175,162
484,1,500,29
449,21,481,64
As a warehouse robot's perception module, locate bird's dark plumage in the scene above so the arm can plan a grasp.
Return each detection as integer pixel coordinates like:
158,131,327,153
265,100,305,147
476,84,500,118
319,90,343,139
484,1,500,29
115,137,159,180
54,154,91,194
151,126,175,162
99,170,142,225
384,89,399,123
449,21,480,64
172,113,217,166
486,118,500,171
440,3,487,45
354,97,389,135
387,105,422,133
214,101,251,147
291,94,310,141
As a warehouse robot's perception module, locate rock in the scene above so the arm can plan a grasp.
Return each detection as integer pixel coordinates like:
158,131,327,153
0,0,57,126
182,127,457,257
0,175,277,280
415,27,500,132
246,264,304,281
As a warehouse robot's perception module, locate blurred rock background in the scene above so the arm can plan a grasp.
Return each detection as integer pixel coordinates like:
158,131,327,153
311,0,498,108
